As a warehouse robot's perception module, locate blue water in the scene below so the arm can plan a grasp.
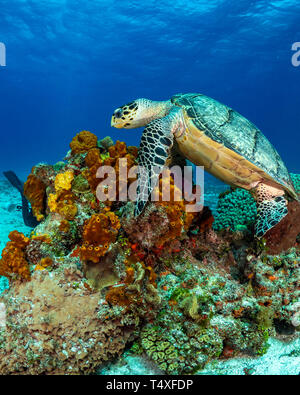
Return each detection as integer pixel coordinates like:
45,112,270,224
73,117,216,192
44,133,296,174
0,0,299,179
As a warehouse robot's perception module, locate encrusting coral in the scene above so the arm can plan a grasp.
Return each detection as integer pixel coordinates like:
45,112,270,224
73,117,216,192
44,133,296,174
0,129,299,375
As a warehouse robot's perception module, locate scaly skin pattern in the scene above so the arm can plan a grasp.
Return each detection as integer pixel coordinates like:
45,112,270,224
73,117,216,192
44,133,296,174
135,107,185,216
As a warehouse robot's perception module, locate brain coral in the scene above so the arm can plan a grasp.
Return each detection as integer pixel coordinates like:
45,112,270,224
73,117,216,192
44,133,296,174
140,325,180,374
70,130,98,155
213,188,257,232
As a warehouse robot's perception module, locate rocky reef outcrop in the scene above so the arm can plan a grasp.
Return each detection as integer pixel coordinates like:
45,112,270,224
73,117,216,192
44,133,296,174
0,131,299,375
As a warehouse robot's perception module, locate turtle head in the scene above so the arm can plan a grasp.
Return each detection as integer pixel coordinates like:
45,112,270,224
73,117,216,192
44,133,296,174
111,98,173,129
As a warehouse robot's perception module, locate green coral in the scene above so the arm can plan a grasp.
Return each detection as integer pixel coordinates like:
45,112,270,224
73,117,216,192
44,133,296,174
256,305,275,330
213,188,257,232
72,174,90,193
53,161,66,173
98,136,114,151
169,287,190,303
256,328,271,356
139,325,181,374
212,173,300,233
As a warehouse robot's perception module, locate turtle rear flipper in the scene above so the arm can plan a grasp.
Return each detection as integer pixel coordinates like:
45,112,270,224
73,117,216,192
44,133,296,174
255,196,288,237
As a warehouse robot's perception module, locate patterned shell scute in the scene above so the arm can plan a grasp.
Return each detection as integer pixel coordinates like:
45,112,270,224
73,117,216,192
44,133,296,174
171,93,295,193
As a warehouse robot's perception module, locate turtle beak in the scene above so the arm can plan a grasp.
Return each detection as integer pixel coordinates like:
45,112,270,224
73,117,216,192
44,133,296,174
111,115,117,128
111,117,124,129
111,108,125,129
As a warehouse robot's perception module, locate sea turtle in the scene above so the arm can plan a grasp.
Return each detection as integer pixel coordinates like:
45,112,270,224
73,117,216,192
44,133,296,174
111,93,298,237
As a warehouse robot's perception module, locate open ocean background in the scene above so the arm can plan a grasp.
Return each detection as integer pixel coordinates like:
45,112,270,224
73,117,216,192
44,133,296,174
0,0,299,180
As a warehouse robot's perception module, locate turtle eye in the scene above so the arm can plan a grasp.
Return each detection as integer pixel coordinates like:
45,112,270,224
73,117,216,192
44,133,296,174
114,109,123,118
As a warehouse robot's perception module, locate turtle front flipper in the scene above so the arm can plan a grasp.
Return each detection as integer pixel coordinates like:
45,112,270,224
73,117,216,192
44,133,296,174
135,108,186,216
254,182,288,237
135,118,175,216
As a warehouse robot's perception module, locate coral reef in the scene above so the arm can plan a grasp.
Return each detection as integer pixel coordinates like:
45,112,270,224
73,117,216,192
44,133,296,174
213,188,257,233
0,231,30,281
80,211,120,263
84,140,138,198
70,130,98,155
264,200,300,254
48,170,78,221
0,266,137,374
122,175,197,250
0,131,299,375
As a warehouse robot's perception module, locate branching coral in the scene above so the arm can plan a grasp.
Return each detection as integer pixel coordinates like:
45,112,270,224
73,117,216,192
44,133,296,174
70,130,98,155
80,211,120,263
24,173,47,221
0,231,31,280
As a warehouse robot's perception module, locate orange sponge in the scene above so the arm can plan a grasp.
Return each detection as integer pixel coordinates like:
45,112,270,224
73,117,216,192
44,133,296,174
70,131,98,155
155,176,196,247
0,231,31,280
84,141,138,199
80,211,120,263
24,174,46,222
